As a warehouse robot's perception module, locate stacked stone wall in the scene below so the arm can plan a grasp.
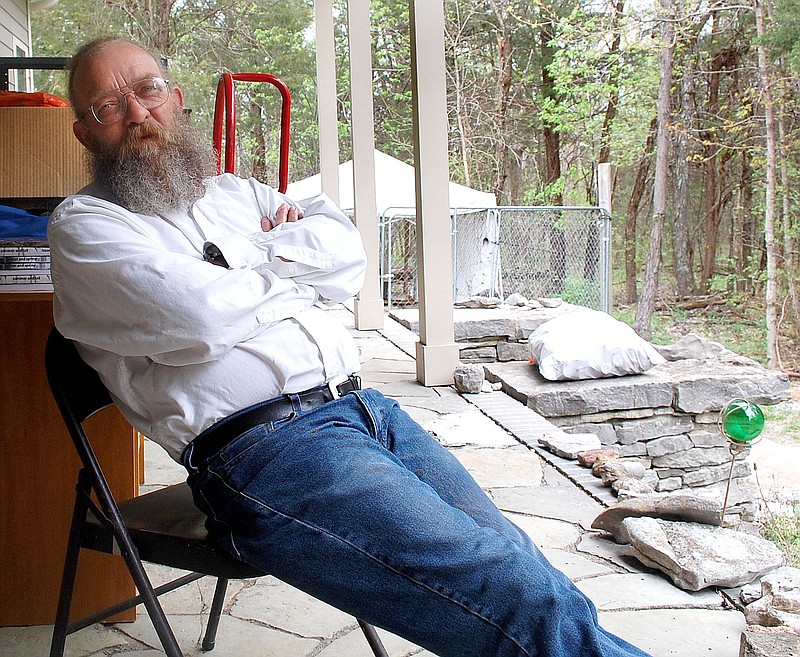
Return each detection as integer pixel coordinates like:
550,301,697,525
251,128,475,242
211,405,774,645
549,405,754,493
391,304,792,521
484,357,790,521
390,302,574,364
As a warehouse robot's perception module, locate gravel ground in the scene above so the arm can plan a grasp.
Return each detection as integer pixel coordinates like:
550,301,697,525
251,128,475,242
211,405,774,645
750,382,800,505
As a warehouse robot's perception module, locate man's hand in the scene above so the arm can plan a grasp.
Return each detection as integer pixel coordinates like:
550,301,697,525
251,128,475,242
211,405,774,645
262,203,303,232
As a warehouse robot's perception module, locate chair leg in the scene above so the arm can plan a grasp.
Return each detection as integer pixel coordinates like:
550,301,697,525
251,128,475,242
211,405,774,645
201,577,229,651
50,471,184,657
116,548,185,657
49,485,90,657
357,619,390,657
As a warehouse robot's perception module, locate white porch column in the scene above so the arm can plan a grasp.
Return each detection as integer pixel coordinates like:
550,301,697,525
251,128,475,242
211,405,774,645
314,0,340,205
409,0,459,385
347,0,384,329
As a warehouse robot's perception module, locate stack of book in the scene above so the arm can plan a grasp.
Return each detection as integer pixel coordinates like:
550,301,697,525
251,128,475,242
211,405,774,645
0,205,52,292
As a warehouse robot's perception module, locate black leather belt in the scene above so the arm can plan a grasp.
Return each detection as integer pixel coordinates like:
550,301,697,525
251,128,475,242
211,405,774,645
183,375,360,471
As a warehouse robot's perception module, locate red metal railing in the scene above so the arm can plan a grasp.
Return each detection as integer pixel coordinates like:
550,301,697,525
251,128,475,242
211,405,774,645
212,72,291,193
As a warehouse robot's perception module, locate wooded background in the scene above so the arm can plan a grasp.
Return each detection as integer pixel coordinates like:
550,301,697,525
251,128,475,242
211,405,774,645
30,0,800,365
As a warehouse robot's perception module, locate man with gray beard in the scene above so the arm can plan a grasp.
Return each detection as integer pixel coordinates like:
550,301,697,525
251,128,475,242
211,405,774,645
48,36,652,657
89,111,212,216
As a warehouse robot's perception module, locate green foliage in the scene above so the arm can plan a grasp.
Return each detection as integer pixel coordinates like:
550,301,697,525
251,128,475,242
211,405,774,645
612,306,677,346
29,0,129,95
762,403,800,440
524,177,566,206
760,0,800,70
560,277,600,308
760,503,800,568
31,0,320,184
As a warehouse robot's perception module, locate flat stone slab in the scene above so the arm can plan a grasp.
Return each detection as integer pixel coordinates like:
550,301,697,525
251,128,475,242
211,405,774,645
452,446,543,488
744,566,800,633
399,389,474,416
465,389,571,450
540,547,616,579
484,359,789,418
622,517,784,591
143,439,187,488
504,511,582,549
41,623,131,656
486,360,675,417
118,612,317,656
739,625,800,657
598,608,746,657
423,411,519,448
538,431,601,459
577,532,646,572
575,572,721,609
359,354,417,379
148,563,247,614
230,579,354,638
368,379,442,399
317,625,429,657
491,484,602,529
390,305,577,342
592,493,723,539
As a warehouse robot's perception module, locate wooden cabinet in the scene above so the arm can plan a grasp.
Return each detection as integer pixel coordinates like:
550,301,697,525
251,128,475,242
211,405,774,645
0,293,139,626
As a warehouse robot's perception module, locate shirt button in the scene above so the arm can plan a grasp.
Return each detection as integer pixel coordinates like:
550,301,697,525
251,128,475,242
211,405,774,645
287,266,296,275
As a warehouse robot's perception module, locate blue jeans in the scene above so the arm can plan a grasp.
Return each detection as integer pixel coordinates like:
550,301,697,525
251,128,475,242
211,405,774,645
186,389,651,657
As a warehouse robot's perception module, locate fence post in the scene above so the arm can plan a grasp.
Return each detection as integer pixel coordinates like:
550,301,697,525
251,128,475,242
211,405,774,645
598,163,612,214
598,163,613,313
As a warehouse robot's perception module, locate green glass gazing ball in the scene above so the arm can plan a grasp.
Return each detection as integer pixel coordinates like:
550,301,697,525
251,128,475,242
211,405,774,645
720,400,765,444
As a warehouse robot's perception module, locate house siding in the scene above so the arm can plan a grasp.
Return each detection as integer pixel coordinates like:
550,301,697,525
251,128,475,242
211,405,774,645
1,0,31,90
1,0,30,56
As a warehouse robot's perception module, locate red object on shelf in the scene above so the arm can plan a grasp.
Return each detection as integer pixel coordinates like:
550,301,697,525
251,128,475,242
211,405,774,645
0,90,69,107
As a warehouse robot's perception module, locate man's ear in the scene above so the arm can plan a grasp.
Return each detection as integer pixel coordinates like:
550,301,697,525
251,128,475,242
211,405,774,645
73,119,94,152
172,85,184,109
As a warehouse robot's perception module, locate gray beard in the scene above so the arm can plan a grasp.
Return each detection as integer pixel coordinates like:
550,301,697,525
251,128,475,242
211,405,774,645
90,114,216,216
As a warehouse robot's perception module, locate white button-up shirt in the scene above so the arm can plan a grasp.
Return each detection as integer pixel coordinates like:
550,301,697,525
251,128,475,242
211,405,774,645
49,174,366,461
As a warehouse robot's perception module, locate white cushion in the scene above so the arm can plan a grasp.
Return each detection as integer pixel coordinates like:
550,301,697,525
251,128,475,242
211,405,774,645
528,309,666,381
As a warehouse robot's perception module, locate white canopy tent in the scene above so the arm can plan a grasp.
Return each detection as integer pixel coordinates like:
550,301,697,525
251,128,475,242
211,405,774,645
286,149,497,213
288,149,500,305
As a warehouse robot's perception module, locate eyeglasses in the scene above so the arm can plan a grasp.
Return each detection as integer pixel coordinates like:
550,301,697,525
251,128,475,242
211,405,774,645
82,76,171,125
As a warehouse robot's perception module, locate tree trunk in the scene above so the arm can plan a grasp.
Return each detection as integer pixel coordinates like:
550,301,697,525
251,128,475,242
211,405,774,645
699,63,721,292
778,107,800,340
598,0,624,165
624,117,657,305
698,34,744,292
250,100,267,182
672,53,695,296
738,149,756,293
538,17,565,294
765,0,800,341
489,0,513,203
634,0,674,340
451,39,472,189
754,0,779,367
138,0,175,54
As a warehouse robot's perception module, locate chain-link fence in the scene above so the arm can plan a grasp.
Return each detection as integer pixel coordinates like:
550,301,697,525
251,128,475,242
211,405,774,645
379,206,611,312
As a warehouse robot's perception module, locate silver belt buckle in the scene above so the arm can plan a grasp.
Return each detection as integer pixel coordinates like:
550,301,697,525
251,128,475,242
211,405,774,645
327,374,349,399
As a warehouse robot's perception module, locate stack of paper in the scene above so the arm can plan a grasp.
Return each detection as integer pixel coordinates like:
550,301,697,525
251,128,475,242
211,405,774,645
0,242,52,291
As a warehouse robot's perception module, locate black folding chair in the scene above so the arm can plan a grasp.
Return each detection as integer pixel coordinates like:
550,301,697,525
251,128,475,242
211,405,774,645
45,327,389,657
